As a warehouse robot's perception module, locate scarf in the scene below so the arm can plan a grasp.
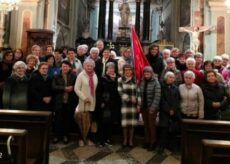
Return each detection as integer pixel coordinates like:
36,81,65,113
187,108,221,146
87,71,94,96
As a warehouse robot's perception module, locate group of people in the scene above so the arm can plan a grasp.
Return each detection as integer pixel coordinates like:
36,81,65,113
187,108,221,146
0,40,230,154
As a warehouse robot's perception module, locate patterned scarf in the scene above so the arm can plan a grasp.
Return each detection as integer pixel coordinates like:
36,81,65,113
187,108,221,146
87,71,94,96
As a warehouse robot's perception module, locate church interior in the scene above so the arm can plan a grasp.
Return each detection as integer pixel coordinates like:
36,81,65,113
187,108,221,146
1,0,230,164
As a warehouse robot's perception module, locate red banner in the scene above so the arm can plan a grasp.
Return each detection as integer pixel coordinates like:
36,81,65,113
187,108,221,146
130,26,150,84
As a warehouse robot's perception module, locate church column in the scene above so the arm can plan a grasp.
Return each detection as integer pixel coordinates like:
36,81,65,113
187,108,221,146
142,0,150,41
107,0,114,40
98,0,107,39
135,0,141,37
43,0,49,29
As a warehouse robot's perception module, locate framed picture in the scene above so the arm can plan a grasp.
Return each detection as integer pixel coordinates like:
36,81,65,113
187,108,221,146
57,0,70,26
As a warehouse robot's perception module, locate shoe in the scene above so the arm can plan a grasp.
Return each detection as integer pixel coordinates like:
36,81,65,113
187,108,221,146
157,147,164,154
104,142,112,147
63,136,69,144
142,143,149,149
52,137,59,144
148,144,156,151
128,144,134,149
79,140,84,147
98,143,105,147
87,140,95,146
122,144,128,148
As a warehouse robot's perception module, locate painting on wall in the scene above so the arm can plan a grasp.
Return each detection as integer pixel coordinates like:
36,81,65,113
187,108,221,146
58,0,70,25
180,0,191,26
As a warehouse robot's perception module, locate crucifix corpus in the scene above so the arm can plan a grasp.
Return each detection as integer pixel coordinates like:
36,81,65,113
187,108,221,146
179,25,216,52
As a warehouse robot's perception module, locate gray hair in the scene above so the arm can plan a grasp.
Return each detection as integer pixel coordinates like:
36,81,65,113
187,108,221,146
186,57,196,65
164,71,175,80
162,48,171,55
89,47,99,55
194,52,203,58
106,62,115,68
166,57,175,63
184,70,195,79
13,61,27,70
83,58,95,68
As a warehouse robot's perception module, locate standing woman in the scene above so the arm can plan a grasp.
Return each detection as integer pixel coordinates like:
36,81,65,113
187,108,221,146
0,50,14,108
3,61,28,109
179,70,204,119
118,64,141,147
74,58,98,146
139,66,161,151
52,61,77,144
202,70,229,120
158,72,180,153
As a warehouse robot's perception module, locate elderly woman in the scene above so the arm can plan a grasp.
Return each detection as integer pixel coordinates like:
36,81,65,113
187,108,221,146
28,62,52,111
118,64,141,148
25,54,38,79
158,72,180,153
118,47,132,75
160,57,182,86
3,61,28,109
213,56,230,83
201,60,225,85
162,48,171,67
139,66,161,151
74,58,98,146
52,61,77,144
201,70,229,120
183,57,204,86
179,70,204,119
98,62,121,146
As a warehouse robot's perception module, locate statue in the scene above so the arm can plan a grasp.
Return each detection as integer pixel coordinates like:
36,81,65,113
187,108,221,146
179,25,216,52
119,2,130,27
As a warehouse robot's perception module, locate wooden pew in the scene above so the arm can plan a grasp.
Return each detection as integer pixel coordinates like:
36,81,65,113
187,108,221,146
181,119,230,164
0,110,52,164
202,139,230,164
0,128,27,164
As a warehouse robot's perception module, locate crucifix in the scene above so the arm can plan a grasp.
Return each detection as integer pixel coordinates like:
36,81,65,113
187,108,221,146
179,25,216,52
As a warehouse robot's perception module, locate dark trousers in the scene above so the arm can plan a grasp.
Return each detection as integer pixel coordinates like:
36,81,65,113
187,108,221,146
53,104,70,138
142,110,158,145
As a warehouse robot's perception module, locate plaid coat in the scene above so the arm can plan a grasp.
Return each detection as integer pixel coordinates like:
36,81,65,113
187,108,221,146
118,76,141,127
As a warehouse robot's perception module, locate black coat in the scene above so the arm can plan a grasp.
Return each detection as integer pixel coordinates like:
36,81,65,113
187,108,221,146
28,71,52,111
52,71,77,112
146,53,164,77
201,83,229,120
3,75,28,110
100,75,121,123
159,82,180,127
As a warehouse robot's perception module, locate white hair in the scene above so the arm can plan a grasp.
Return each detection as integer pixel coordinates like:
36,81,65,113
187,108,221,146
186,57,196,64
166,57,175,63
221,54,229,60
83,58,95,68
184,70,195,79
164,71,175,80
213,56,223,62
162,48,171,55
89,47,99,55
13,61,27,70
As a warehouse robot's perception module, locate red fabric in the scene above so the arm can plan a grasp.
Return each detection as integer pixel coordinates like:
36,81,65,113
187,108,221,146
131,26,150,84
86,72,94,96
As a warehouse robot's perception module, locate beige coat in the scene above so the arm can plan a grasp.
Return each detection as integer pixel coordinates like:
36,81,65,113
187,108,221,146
74,70,98,112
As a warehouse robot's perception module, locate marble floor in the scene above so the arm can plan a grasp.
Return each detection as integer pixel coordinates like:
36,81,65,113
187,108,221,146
49,141,181,164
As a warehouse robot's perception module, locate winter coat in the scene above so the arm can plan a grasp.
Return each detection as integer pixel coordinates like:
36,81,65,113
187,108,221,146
139,76,161,111
201,82,229,120
159,82,180,127
52,71,77,112
3,75,28,110
118,76,141,127
179,83,204,118
28,71,52,111
74,70,98,112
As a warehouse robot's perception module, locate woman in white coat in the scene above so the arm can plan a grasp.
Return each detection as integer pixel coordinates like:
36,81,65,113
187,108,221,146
74,58,98,146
